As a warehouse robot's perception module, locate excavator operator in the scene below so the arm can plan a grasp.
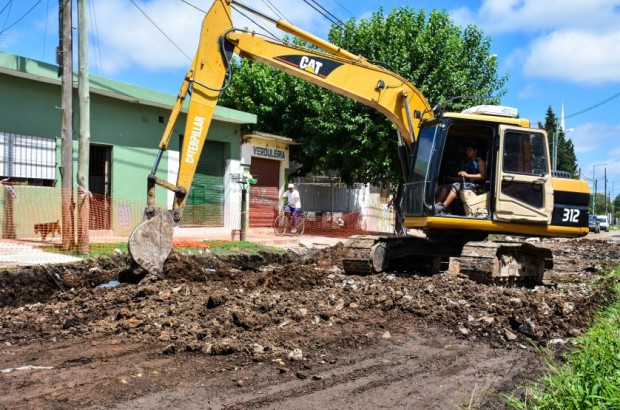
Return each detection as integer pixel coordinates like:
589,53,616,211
435,142,487,214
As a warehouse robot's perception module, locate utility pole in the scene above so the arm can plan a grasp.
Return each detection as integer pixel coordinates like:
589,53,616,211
592,163,607,214
604,167,608,217
594,180,597,214
59,0,74,251
77,0,91,253
613,181,616,225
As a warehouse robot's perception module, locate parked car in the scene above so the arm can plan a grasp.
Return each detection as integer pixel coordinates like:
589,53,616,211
589,215,600,233
597,215,610,232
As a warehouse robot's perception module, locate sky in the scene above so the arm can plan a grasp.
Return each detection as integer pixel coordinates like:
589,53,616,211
1,0,620,198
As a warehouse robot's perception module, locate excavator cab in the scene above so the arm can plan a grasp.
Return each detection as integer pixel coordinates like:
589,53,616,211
403,109,587,239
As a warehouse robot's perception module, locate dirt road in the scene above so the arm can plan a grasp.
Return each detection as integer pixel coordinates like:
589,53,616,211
1,234,618,409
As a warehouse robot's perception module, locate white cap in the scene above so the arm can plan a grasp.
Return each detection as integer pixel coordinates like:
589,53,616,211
288,183,294,188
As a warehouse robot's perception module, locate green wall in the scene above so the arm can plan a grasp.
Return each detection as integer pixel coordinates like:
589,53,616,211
0,73,242,207
0,74,61,139
0,51,258,239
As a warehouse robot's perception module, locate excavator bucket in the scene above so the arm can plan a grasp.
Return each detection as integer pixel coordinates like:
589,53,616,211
128,211,175,277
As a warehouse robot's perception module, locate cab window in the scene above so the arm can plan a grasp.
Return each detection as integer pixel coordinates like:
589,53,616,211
503,131,548,176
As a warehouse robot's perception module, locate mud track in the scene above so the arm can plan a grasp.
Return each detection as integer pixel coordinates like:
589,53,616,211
1,235,618,409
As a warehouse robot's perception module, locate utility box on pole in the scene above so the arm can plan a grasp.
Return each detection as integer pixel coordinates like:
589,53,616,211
231,164,257,241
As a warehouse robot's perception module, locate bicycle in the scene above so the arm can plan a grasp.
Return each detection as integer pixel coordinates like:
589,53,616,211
273,209,305,236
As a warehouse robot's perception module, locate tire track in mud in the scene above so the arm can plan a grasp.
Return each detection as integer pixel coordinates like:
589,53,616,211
224,336,538,410
101,329,541,410
1,338,171,409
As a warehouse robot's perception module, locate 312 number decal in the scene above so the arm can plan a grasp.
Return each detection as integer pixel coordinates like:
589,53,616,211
562,208,580,223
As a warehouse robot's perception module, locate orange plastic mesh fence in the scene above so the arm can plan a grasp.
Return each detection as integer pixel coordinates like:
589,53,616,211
1,186,144,253
0,186,400,255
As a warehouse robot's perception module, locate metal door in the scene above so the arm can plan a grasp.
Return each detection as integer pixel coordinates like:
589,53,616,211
183,140,225,226
89,145,111,230
494,125,553,223
249,157,280,227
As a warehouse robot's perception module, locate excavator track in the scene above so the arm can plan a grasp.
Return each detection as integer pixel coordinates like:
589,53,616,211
341,234,554,285
341,235,454,276
458,241,553,285
340,236,378,274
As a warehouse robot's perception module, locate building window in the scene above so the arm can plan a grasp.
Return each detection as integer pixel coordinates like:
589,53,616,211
0,131,56,185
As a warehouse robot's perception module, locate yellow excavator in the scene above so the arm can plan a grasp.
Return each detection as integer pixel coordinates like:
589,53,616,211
128,0,590,283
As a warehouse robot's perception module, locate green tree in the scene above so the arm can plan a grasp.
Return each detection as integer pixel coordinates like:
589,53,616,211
592,192,607,215
613,194,620,220
220,7,508,185
538,106,578,176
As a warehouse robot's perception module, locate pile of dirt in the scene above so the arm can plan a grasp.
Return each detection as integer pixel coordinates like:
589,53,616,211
1,237,618,362
548,237,620,273
0,256,124,307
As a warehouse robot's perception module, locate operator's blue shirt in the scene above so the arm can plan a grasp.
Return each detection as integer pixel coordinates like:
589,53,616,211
464,157,482,184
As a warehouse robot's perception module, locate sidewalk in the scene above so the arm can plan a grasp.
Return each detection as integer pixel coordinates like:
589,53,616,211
0,240,82,268
0,230,346,268
239,228,346,249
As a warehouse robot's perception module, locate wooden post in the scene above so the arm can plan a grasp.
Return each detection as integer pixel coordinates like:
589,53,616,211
2,189,16,239
60,0,75,251
77,0,90,253
240,183,247,241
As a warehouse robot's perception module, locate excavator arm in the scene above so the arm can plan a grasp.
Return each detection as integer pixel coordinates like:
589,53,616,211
128,0,432,275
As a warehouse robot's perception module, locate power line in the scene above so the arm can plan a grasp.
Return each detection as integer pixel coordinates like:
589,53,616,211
308,0,346,29
231,3,281,41
42,0,49,60
129,0,191,61
303,0,335,25
262,0,285,21
1,0,13,35
326,0,354,18
303,0,345,31
90,0,105,77
565,90,620,119
181,1,282,47
0,1,13,16
0,0,43,37
179,0,205,14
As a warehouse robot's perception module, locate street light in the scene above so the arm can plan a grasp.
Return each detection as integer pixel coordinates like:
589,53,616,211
552,128,574,170
593,162,607,214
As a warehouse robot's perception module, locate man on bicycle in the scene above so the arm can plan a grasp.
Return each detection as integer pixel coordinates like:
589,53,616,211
282,183,302,233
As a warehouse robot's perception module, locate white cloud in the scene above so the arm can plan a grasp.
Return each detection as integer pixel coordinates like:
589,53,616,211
571,123,606,155
516,82,541,100
90,0,202,74
451,0,620,86
569,122,620,184
522,30,620,84
572,123,620,152
457,0,620,34
90,0,330,75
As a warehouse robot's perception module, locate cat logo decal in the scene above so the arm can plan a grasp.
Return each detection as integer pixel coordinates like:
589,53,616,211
274,55,343,78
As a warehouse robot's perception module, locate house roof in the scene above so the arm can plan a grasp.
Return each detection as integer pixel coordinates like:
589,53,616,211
243,131,295,143
0,51,257,125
